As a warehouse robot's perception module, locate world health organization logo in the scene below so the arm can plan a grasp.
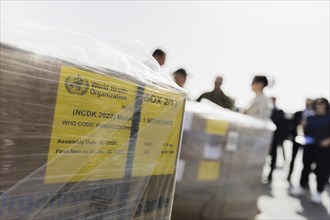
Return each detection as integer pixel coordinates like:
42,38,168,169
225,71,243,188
64,74,89,95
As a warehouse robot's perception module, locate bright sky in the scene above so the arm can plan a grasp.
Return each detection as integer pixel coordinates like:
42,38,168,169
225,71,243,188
1,1,329,112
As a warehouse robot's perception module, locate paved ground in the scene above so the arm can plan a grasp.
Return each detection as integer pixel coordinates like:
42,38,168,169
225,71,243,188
256,141,330,220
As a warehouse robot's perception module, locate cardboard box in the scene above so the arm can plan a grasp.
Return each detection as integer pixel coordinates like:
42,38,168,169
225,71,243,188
0,22,185,220
172,101,274,220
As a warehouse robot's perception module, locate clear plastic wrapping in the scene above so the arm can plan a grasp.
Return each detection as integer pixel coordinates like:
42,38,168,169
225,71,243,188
172,100,275,220
0,21,186,219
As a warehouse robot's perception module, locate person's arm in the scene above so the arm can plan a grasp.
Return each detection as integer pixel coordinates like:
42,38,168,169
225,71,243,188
301,118,308,135
242,99,254,114
196,93,205,102
241,105,249,114
223,96,232,109
320,138,330,147
293,111,302,125
229,98,236,110
296,125,304,136
320,118,330,148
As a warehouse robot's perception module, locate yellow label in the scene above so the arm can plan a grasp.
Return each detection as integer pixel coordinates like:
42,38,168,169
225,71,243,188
206,119,229,136
132,86,185,176
45,66,137,183
197,161,220,181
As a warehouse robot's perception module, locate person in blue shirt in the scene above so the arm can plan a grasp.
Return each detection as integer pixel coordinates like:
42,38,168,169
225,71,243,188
290,98,330,204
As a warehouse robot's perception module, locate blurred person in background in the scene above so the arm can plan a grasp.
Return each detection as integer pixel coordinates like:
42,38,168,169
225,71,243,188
267,97,288,182
173,68,187,88
290,98,330,204
242,75,273,119
196,76,233,109
287,98,314,183
152,49,166,66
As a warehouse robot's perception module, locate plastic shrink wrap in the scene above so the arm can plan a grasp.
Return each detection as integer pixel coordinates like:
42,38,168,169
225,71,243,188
172,100,275,220
0,21,186,220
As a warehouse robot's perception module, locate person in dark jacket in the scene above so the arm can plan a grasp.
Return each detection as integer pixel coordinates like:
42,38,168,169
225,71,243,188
287,98,314,183
290,98,330,204
196,76,233,109
267,97,287,182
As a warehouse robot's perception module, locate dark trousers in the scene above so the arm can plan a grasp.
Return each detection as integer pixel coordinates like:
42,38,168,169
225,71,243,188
287,140,301,181
300,144,330,192
268,136,282,180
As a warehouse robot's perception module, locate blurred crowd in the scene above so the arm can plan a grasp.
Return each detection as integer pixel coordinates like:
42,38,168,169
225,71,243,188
152,48,330,205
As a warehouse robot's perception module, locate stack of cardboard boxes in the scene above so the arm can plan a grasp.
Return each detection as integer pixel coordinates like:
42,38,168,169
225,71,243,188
0,23,185,220
172,101,275,220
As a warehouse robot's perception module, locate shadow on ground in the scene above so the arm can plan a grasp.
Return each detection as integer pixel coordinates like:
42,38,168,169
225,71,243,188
256,141,330,220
